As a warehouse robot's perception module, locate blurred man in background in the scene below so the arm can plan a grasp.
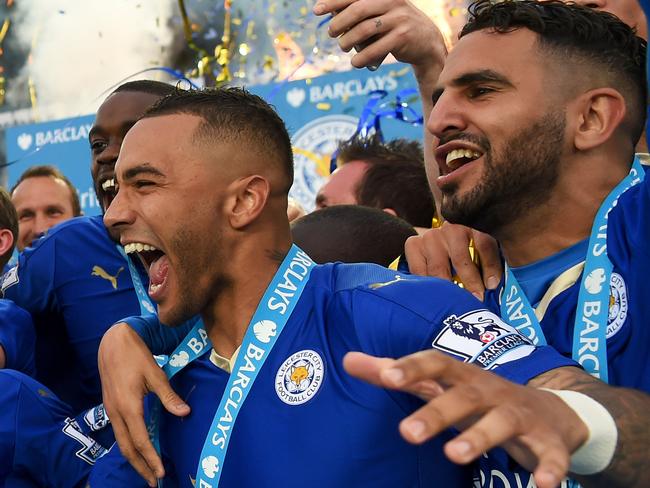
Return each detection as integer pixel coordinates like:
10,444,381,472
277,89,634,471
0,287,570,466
316,134,436,231
11,165,81,251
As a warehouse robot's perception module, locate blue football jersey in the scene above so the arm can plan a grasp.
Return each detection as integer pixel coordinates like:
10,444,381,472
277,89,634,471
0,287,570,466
0,369,107,487
117,263,574,488
1,215,148,411
478,170,650,486
0,299,36,376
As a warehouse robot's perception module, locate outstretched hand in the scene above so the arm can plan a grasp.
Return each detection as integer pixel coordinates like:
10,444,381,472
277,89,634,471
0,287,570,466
344,350,588,488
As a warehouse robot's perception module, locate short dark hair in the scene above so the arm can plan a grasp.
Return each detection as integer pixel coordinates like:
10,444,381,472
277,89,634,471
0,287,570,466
11,165,81,216
291,205,416,266
0,188,18,267
336,134,435,228
142,87,294,190
113,80,177,97
461,0,647,145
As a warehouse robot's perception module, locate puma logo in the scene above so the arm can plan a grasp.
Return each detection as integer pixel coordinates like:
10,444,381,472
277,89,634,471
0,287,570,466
369,275,405,290
91,265,124,290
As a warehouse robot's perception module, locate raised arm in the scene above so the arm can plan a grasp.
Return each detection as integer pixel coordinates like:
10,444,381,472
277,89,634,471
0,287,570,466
314,0,447,201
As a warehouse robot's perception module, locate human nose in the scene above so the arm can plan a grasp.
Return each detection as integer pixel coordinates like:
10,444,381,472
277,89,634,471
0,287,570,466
426,92,467,141
33,214,51,238
103,185,134,238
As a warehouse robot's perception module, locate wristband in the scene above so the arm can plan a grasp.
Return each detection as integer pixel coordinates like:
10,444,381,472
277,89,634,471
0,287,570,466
542,389,618,475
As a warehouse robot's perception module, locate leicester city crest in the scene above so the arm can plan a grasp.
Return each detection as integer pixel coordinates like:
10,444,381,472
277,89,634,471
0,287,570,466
275,349,324,405
290,115,358,212
607,272,628,338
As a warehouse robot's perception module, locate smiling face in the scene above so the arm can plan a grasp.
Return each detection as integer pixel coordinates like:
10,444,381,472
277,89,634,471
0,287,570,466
104,113,231,326
90,91,162,213
428,28,568,233
12,175,77,250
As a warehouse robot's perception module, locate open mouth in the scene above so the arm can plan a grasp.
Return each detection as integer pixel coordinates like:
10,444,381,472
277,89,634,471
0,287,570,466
101,178,116,192
445,148,483,173
98,177,118,209
123,242,169,298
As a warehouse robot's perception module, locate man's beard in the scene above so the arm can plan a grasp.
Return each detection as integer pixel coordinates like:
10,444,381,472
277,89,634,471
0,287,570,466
162,225,230,328
441,111,566,235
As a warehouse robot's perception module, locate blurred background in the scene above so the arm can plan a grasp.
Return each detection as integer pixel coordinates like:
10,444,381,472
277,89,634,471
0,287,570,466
0,0,469,210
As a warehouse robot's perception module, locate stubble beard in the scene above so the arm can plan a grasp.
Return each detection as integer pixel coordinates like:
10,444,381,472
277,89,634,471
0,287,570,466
440,111,566,236
162,226,230,327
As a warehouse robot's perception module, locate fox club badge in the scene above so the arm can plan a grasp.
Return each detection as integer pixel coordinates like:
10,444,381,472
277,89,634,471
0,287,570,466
607,272,628,338
275,349,324,405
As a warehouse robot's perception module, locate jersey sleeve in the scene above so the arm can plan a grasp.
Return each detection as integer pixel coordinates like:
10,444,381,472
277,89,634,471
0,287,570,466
123,313,197,355
609,166,650,261
1,238,58,314
86,442,149,487
343,275,576,385
0,300,36,376
0,370,103,487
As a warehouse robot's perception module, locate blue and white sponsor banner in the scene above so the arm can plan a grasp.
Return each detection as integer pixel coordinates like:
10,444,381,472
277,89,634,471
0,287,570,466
250,62,422,212
4,63,422,216
6,114,101,216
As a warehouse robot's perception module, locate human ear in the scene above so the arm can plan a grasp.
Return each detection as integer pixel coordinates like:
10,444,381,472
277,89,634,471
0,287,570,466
0,229,14,257
226,175,271,229
573,88,626,151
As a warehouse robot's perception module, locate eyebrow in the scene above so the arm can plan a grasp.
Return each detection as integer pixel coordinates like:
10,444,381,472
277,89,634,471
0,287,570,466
431,69,514,105
88,120,140,142
121,164,165,182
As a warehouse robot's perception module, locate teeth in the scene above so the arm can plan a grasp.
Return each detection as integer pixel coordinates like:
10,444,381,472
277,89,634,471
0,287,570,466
101,179,115,191
123,242,159,254
445,149,482,170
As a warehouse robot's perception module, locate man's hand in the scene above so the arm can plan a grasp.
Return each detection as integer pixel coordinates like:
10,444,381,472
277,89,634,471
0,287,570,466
343,351,588,488
405,222,502,300
98,322,190,487
313,0,447,74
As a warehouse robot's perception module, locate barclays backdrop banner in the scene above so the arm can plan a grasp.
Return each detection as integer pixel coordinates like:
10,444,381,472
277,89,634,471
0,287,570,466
4,63,422,216
6,114,101,216
250,62,423,212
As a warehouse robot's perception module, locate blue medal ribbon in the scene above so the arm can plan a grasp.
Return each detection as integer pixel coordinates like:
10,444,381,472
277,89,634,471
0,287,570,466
500,158,644,381
135,245,313,485
116,245,157,316
194,244,314,486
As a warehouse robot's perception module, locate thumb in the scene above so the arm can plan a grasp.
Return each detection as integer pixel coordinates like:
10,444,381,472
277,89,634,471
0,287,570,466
147,368,191,417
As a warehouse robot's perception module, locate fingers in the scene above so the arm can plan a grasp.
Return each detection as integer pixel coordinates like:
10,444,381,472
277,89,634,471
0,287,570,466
322,0,390,36
399,381,486,444
345,348,573,486
106,403,159,487
146,367,191,417
404,234,430,277
444,224,486,300
125,404,165,484
313,0,357,16
420,229,454,280
379,349,471,390
343,352,444,400
343,351,396,387
443,402,570,488
443,401,532,463
472,230,502,291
